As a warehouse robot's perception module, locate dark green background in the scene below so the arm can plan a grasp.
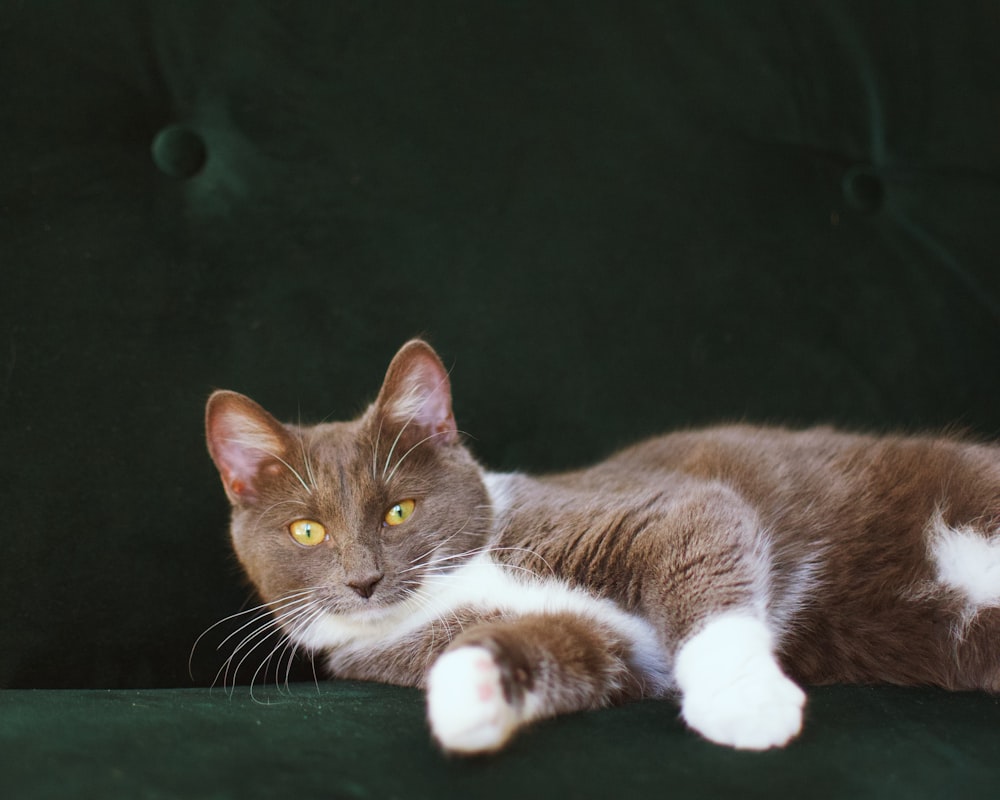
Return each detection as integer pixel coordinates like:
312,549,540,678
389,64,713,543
2,1,1000,797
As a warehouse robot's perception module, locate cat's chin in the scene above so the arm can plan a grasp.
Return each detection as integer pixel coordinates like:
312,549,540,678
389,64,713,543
342,603,397,622
332,594,419,628
295,596,419,652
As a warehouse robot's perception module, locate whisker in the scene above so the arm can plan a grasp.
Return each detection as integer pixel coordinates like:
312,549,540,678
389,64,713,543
213,593,318,656
299,433,318,493
221,437,313,495
248,600,326,702
397,540,496,575
403,519,487,569
215,616,284,695
280,602,328,683
384,429,457,484
421,561,542,580
273,620,309,695
403,583,469,652
402,508,491,570
250,499,312,538
200,591,326,695
372,418,385,483
382,421,411,480
398,547,477,575
231,599,325,699
398,585,448,653
484,546,556,575
380,372,452,480
190,589,317,680
309,649,320,694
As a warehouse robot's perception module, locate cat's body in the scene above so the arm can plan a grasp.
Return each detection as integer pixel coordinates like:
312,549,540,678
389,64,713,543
206,340,1000,753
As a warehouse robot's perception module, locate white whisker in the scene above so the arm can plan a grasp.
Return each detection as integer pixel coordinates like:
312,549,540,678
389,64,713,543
230,598,326,699
299,434,318,493
382,421,412,480
398,540,497,575
485,546,556,575
279,605,328,693
190,589,317,680
222,436,313,494
380,372,451,480
213,593,317,656
403,517,488,569
250,499,312,538
372,418,384,483
248,599,327,701
384,429,456,484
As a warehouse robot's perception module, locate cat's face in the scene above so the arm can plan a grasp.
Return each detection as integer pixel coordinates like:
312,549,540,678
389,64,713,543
205,340,490,634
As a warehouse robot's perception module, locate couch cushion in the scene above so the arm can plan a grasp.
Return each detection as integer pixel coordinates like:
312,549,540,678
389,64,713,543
3,683,999,799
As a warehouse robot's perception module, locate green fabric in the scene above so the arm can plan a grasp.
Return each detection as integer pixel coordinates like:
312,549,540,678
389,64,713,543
3,0,1000,796
3,684,999,799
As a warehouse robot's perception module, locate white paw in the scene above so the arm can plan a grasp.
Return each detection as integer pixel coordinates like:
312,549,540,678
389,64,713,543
680,657,805,750
426,646,519,754
674,614,806,750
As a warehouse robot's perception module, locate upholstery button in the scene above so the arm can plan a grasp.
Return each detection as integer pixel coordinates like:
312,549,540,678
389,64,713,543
151,125,207,178
842,165,884,213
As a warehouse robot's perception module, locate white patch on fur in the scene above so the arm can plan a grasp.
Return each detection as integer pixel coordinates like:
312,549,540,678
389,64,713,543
929,515,1000,608
304,553,671,694
426,646,520,753
482,471,517,520
674,613,805,750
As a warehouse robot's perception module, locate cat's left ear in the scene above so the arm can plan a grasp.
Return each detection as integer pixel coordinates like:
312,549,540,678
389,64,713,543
375,339,457,445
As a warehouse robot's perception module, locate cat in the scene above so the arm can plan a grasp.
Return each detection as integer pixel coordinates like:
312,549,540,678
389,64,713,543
205,338,1000,754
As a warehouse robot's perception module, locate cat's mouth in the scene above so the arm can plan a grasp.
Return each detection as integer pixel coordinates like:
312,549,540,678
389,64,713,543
315,584,410,620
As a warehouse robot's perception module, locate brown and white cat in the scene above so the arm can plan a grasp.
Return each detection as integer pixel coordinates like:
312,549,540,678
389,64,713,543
205,339,1000,754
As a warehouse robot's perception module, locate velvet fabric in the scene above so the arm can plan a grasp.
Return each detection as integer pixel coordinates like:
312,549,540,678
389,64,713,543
4,684,999,799
2,1,1000,796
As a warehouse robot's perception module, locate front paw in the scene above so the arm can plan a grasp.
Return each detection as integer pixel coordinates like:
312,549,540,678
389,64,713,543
427,646,519,754
680,658,805,750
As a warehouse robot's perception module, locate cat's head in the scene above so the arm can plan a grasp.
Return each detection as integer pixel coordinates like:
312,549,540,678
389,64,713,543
205,340,490,634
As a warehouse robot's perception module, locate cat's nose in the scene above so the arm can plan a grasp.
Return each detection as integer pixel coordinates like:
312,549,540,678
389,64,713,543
346,571,384,599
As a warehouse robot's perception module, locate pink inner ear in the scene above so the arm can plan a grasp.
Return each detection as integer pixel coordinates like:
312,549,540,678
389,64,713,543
207,396,288,501
390,356,457,439
214,435,271,496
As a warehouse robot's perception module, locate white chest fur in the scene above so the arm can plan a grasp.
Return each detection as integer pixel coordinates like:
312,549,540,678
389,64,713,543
300,553,670,690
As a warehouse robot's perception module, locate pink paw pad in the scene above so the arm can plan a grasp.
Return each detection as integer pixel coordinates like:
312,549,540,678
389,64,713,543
427,646,519,754
477,682,496,701
475,658,498,700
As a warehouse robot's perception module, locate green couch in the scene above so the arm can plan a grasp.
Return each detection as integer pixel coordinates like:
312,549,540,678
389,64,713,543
3,2,999,797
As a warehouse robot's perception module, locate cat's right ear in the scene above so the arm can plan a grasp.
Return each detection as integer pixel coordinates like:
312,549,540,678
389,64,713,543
205,391,293,505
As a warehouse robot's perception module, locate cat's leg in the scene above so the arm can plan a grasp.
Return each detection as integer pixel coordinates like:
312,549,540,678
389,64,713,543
641,485,807,750
426,612,645,754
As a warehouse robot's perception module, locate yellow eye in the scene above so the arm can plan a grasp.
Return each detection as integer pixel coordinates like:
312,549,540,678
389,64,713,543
384,499,416,527
289,519,327,547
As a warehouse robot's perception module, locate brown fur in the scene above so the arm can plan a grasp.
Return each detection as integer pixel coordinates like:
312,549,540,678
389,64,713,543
492,426,1000,691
